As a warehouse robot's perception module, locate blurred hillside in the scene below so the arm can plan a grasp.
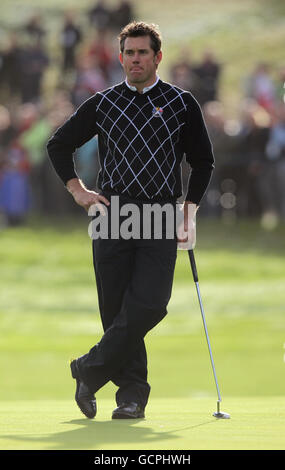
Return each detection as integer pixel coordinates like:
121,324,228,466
0,0,284,113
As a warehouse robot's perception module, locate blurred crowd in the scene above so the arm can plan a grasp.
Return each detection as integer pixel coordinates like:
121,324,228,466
170,51,285,226
0,1,284,228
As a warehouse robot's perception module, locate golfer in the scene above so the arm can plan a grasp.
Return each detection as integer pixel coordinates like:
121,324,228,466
47,21,214,419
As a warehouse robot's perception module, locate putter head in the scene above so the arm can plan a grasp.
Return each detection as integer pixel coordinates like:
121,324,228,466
213,411,230,419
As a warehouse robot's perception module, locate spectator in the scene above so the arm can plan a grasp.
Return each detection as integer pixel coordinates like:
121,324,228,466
87,30,112,79
24,14,46,41
244,63,276,112
171,63,194,92
0,105,17,151
202,101,238,216
14,102,39,135
111,1,134,31
0,130,31,226
265,102,285,219
18,38,49,104
61,12,82,72
194,50,221,106
41,92,80,215
104,39,125,87
71,55,106,107
237,99,271,217
169,47,198,94
275,66,285,104
0,33,23,100
88,0,112,32
19,108,52,213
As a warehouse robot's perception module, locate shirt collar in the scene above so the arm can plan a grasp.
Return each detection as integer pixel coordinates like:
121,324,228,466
125,75,160,94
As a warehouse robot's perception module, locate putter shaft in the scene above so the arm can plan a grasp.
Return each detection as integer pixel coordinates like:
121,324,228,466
194,280,221,404
188,249,229,418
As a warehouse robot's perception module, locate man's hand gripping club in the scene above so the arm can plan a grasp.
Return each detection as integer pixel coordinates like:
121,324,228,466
176,200,198,250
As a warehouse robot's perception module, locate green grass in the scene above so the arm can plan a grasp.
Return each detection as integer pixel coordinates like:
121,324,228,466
0,217,285,449
1,397,285,450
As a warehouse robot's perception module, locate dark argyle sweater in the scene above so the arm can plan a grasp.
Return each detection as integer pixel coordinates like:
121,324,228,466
47,79,214,204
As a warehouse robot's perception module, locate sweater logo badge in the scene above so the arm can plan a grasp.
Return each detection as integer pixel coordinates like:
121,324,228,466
152,107,163,118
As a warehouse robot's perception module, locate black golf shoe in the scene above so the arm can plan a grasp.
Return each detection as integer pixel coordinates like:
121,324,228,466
70,359,97,419
112,402,145,419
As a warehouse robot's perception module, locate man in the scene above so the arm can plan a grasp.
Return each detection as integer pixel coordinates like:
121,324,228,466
47,21,214,420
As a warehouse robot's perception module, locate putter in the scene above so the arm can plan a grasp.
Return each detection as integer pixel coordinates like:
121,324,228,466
188,249,230,419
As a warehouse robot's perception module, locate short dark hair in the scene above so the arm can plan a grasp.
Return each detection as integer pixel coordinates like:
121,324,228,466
118,21,162,55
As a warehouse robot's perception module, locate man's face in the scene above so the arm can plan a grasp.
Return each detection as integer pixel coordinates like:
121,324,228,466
119,35,162,88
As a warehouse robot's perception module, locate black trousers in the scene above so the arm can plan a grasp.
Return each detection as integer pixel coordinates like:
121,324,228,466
77,196,177,409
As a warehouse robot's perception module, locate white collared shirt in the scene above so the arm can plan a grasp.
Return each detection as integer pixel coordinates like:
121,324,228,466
125,75,160,94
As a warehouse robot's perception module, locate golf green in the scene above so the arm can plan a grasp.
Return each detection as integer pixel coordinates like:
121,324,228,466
0,397,284,450
1,218,285,450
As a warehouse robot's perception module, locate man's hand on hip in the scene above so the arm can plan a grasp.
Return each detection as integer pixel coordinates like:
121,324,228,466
66,178,110,215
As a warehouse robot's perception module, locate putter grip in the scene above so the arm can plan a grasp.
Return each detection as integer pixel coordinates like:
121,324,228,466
188,249,199,282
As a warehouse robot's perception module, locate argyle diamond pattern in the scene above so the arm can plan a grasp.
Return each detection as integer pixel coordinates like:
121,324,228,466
95,83,187,199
